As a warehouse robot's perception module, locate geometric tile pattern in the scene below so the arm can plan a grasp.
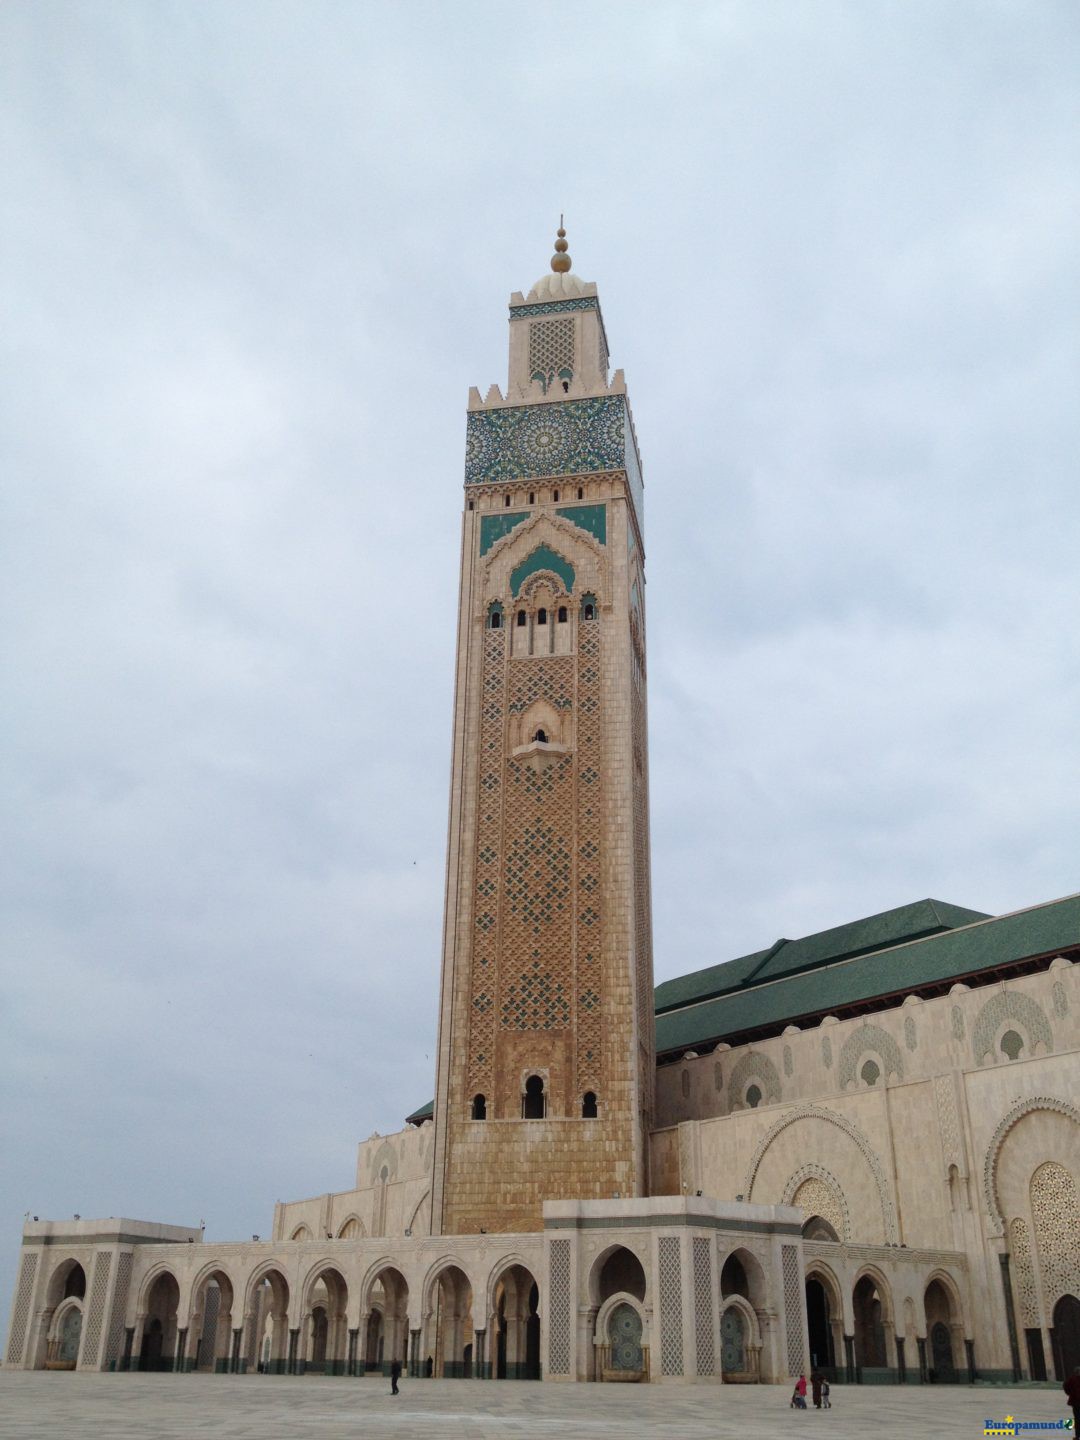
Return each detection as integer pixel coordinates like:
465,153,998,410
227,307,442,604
5,1251,37,1365
791,1176,846,1241
465,396,626,485
658,1236,683,1376
104,1252,133,1372
1030,1161,1080,1308
81,1251,112,1370
510,296,599,319
728,1051,781,1109
692,1236,715,1377
782,1243,805,1375
467,628,507,1098
1009,1217,1039,1327
547,1239,572,1375
576,614,602,1095
528,319,574,393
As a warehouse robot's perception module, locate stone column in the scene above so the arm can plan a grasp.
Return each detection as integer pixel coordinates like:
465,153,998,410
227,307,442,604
230,1326,243,1374
997,1254,1022,1382
916,1335,928,1383
843,1333,856,1384
175,1327,187,1375
965,1337,976,1384
473,1329,485,1379
895,1335,906,1382
287,1328,300,1375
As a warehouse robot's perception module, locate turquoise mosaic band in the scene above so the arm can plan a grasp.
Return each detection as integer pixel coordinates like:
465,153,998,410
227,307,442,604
508,297,599,319
465,395,626,485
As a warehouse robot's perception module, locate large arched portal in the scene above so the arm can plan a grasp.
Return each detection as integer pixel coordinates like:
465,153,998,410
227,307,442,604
302,1266,348,1375
366,1266,408,1376
492,1264,540,1380
139,1272,180,1372
427,1265,474,1378
190,1270,235,1373
35,1260,87,1371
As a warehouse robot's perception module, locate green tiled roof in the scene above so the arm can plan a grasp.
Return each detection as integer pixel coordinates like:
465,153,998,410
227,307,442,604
654,893,1080,1057
405,1100,433,1125
654,898,988,1013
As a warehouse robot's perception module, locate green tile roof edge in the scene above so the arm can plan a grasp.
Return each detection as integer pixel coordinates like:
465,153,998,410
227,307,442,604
405,1100,434,1125
654,892,1080,1057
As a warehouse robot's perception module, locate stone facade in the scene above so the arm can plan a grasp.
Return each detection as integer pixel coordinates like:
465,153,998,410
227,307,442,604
6,238,1079,1388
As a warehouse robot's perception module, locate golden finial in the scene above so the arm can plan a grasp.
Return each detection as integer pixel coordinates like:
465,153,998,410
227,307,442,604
551,214,571,274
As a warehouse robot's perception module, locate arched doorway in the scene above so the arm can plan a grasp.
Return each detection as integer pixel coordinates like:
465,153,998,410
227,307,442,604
590,1245,649,1381
302,1266,348,1375
366,1266,408,1376
924,1279,960,1382
492,1264,540,1380
853,1274,889,1373
805,1276,837,1373
190,1270,234,1373
139,1272,179,1372
248,1269,289,1374
37,1260,87,1371
428,1264,473,1378
1052,1295,1080,1381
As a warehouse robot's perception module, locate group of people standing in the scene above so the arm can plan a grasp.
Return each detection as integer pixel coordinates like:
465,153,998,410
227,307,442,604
791,1372,831,1409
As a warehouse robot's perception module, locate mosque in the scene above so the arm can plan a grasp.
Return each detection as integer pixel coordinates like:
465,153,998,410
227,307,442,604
5,230,1079,1388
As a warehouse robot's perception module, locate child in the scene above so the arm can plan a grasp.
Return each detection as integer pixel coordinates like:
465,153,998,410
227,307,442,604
822,1378,831,1409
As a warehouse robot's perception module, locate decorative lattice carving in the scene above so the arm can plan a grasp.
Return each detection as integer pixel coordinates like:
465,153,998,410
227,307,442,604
744,1104,899,1242
904,1015,917,1052
658,1236,683,1376
782,1244,805,1375
933,1074,962,1170
197,1281,221,1369
511,295,599,320
783,1044,793,1078
951,1005,965,1041
838,1023,904,1089
1031,1161,1080,1308
1010,1217,1039,1327
5,1251,38,1365
821,1036,832,1069
80,1251,112,1369
630,607,653,1091
790,1175,847,1241
529,318,575,391
982,1096,1080,1231
468,628,506,1095
547,1239,572,1375
729,1051,781,1109
714,1061,723,1092
576,615,602,1092
104,1252,132,1370
972,989,1053,1066
1052,981,1069,1019
692,1236,714,1376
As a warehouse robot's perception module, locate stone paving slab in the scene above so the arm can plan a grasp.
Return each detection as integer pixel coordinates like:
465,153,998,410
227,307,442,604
0,1373,1071,1440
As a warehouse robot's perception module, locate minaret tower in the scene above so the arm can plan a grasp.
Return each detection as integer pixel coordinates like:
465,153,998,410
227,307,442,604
431,227,655,1235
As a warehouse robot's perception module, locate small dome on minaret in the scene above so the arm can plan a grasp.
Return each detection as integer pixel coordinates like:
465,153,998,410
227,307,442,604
527,218,587,301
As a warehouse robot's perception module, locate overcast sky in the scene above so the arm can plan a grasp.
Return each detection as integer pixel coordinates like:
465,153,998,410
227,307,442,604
2,2,1078,1332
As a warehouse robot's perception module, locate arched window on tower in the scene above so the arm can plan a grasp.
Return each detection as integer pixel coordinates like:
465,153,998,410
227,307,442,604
488,602,503,630
533,728,548,744
553,490,559,502
522,1075,546,1119
537,607,547,625
471,1094,487,1120
581,592,597,622
582,1091,598,1118
577,487,583,499
505,494,511,507
529,491,535,505
517,610,527,627
557,606,568,623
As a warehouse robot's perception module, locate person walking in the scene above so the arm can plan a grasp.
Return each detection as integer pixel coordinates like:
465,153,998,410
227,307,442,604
811,1371,823,1409
1064,1365,1080,1434
790,1373,808,1408
822,1378,832,1409
390,1357,402,1395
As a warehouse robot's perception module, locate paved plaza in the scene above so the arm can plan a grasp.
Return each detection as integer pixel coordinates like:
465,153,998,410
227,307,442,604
0,1373,1071,1440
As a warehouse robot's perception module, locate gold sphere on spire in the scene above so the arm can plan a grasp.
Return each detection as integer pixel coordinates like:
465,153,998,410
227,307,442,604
550,219,571,273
